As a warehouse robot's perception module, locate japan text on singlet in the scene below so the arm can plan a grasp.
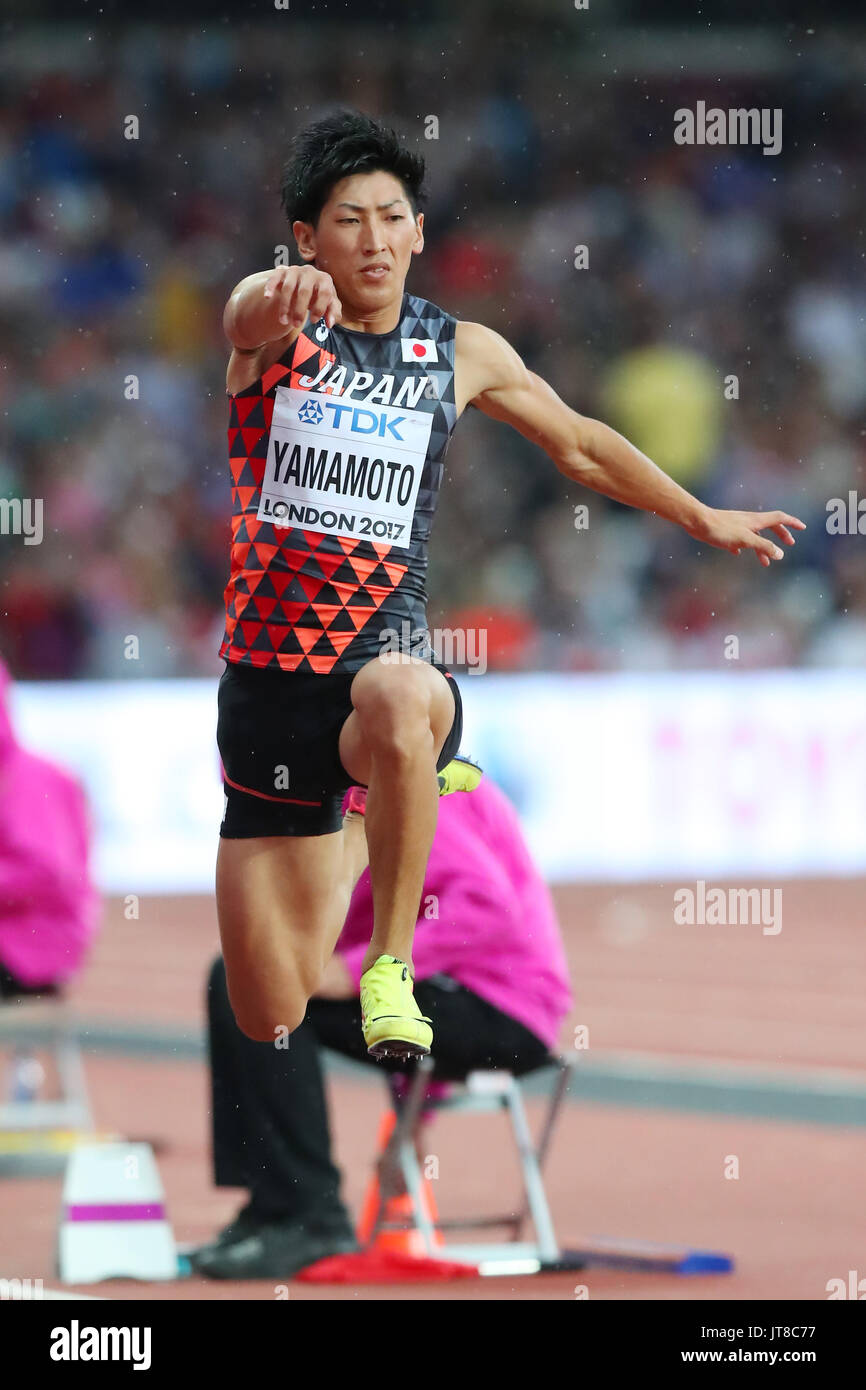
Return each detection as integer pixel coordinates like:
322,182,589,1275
220,291,459,675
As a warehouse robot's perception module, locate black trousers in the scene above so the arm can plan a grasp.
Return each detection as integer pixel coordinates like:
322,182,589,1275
0,962,60,999
205,955,550,1220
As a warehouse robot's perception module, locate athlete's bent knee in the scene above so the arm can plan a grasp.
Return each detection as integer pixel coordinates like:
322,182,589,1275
234,1001,308,1042
357,681,432,758
234,1016,276,1044
226,966,313,1041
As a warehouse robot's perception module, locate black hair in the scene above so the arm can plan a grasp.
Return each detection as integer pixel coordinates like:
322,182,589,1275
280,109,427,228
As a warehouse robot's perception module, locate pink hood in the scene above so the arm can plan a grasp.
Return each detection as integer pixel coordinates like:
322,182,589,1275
0,658,101,987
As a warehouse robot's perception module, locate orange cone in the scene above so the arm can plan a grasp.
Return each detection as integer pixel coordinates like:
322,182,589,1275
357,1110,442,1255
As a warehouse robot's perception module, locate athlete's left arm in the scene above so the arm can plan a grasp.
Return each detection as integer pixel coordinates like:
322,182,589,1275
458,321,805,566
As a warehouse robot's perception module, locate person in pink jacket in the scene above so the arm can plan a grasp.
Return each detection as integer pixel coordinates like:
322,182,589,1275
0,658,100,1001
192,776,573,1279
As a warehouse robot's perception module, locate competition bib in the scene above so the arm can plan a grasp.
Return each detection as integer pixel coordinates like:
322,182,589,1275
257,386,434,550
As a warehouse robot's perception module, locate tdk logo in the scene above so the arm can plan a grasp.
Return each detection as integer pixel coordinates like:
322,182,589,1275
298,399,324,425
323,402,406,440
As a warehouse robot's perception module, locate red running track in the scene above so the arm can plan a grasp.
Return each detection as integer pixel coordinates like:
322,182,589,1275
1,878,864,1300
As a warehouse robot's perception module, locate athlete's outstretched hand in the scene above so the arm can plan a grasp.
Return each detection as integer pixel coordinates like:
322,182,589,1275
262,264,343,331
685,507,806,566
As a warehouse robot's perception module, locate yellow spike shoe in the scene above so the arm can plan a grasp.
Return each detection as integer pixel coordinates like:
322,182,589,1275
343,753,482,821
360,955,433,1060
436,752,483,796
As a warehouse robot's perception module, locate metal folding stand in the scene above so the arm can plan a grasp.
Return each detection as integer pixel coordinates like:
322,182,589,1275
370,1053,583,1275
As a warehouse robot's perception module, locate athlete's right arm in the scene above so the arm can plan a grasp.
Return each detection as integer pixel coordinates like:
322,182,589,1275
223,265,343,351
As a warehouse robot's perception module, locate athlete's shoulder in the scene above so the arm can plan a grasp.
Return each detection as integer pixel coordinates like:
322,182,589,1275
402,289,458,336
455,318,517,360
454,319,527,408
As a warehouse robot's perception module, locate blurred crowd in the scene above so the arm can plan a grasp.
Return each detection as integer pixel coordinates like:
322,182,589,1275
1,21,864,678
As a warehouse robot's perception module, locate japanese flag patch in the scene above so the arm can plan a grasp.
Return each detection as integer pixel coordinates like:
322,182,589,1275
401,337,438,364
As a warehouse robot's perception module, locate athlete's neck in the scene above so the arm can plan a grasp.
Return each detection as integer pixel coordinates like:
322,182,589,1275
335,291,404,334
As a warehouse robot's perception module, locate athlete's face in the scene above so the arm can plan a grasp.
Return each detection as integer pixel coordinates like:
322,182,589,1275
293,170,423,316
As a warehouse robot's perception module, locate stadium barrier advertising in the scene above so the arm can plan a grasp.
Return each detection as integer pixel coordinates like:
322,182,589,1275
12,672,865,892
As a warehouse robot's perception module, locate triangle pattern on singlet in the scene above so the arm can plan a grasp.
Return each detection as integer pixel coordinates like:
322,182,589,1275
221,299,457,674
235,396,266,427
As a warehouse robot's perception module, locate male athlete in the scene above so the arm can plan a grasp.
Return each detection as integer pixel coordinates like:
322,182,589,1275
216,109,804,1062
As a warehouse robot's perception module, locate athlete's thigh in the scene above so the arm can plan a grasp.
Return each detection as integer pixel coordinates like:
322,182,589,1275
337,654,456,785
216,831,347,988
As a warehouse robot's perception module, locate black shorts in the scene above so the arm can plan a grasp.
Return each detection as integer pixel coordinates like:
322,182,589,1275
216,659,463,838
